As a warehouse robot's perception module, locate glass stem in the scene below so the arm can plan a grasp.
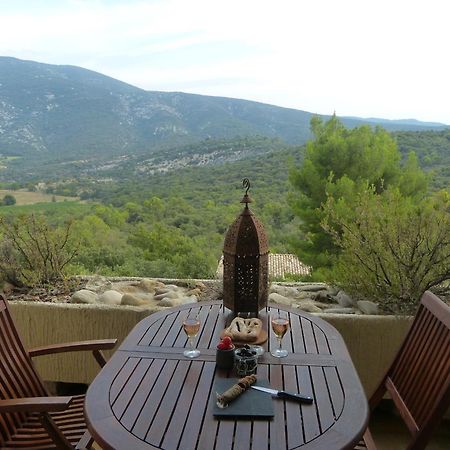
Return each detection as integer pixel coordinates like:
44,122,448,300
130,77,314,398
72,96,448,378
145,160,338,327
278,337,282,351
189,337,194,350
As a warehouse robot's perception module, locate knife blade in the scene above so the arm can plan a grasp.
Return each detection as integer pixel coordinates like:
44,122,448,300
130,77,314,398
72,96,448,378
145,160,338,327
251,385,313,403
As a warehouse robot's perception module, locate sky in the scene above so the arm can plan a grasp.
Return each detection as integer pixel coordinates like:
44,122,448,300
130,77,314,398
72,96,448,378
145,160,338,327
0,0,449,124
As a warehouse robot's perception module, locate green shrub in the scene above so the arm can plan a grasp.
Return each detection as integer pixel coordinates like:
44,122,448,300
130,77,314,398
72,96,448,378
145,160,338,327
0,214,79,287
322,188,450,314
2,194,16,206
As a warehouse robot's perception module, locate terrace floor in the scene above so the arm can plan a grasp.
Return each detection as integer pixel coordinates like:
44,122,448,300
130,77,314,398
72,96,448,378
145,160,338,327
370,400,450,449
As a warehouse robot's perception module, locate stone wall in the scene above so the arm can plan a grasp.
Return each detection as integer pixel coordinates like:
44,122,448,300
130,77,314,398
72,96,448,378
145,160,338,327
9,300,412,396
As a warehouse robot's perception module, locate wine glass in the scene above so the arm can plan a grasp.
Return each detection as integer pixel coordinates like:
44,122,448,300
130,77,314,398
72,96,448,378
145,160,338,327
270,312,290,358
182,314,201,358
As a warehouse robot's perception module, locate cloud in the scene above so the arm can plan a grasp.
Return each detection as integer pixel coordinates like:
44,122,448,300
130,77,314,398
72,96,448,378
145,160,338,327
0,0,448,123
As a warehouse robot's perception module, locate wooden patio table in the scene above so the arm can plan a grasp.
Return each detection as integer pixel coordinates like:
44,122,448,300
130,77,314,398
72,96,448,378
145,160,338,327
85,301,369,450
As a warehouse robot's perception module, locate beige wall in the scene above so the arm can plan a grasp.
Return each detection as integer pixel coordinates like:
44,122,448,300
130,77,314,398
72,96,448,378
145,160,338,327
10,302,412,396
10,301,152,384
319,313,412,396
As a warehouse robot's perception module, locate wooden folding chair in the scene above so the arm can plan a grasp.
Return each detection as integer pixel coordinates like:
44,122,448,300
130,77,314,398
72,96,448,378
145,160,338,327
355,290,450,450
0,293,117,449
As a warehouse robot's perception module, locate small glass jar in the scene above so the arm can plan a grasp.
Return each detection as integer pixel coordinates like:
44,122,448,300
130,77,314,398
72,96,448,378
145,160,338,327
234,346,258,376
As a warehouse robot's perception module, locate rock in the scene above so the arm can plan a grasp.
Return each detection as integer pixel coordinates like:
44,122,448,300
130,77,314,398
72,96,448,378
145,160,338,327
294,291,310,301
164,284,180,290
155,284,181,295
195,281,207,290
270,285,299,298
322,307,356,314
313,301,333,310
297,283,328,292
158,297,185,307
294,300,322,313
180,295,198,305
158,298,175,307
115,284,141,294
187,288,202,296
70,290,98,304
313,290,335,303
336,291,355,307
85,276,112,292
357,300,379,315
154,291,181,301
138,279,164,293
154,287,171,295
133,293,155,302
98,290,123,305
327,286,340,296
121,293,147,306
269,292,293,306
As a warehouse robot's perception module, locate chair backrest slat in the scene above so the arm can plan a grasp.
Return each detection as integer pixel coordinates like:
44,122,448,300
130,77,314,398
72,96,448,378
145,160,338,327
0,302,46,396
409,325,448,422
380,291,450,449
399,309,443,411
0,294,47,444
391,306,433,392
0,314,42,397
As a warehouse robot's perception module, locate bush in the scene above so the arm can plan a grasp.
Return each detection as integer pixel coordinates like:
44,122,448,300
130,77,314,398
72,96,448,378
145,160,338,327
2,194,16,206
322,188,450,314
0,214,79,287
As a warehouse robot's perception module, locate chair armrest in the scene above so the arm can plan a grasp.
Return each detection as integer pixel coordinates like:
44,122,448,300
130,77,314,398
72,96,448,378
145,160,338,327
0,396,73,413
362,427,377,450
1,398,77,449
75,431,94,449
29,339,117,368
29,339,117,357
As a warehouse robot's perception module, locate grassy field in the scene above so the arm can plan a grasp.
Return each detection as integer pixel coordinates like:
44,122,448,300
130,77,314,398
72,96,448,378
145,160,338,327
0,189,79,205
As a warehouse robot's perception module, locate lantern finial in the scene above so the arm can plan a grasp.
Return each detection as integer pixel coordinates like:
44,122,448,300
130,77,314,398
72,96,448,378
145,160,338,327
240,178,252,206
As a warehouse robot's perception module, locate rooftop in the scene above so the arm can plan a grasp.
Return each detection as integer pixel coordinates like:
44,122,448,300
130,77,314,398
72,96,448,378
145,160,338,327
216,253,310,279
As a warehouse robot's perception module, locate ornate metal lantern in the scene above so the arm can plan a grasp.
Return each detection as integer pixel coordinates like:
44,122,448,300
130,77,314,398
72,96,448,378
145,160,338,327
222,179,269,317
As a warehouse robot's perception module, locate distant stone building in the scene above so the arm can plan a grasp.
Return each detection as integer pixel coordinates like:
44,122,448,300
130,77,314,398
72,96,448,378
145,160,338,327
216,253,310,280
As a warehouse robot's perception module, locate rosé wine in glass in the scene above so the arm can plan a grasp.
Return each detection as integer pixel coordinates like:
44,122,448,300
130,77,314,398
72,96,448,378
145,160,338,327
183,316,200,358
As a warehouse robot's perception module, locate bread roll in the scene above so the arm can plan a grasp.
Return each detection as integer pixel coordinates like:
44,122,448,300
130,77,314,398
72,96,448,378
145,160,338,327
216,375,257,408
224,317,262,342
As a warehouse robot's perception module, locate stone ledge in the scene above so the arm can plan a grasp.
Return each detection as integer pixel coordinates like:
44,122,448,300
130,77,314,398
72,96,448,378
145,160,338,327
61,276,379,315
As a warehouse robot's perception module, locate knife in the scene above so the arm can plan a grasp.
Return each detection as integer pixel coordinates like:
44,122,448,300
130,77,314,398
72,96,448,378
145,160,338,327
251,385,313,404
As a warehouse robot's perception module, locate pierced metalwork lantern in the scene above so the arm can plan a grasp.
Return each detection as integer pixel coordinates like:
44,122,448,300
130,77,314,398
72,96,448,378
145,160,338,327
222,179,269,317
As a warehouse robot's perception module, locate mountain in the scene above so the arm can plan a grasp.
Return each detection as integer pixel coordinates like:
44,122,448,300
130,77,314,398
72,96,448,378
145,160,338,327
343,117,447,128
1,56,448,164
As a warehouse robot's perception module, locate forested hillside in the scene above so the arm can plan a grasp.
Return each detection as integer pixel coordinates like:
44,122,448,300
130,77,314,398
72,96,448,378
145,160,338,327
0,110,448,284
394,129,450,190
0,141,304,279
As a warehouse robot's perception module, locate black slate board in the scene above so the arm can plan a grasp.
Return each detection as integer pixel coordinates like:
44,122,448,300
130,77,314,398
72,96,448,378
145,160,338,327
212,378,274,418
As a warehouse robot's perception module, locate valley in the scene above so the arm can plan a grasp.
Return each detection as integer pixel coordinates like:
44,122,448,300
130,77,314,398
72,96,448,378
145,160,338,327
0,57,448,284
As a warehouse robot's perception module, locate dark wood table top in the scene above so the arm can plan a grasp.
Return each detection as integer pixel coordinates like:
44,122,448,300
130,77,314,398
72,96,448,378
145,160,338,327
85,302,369,450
